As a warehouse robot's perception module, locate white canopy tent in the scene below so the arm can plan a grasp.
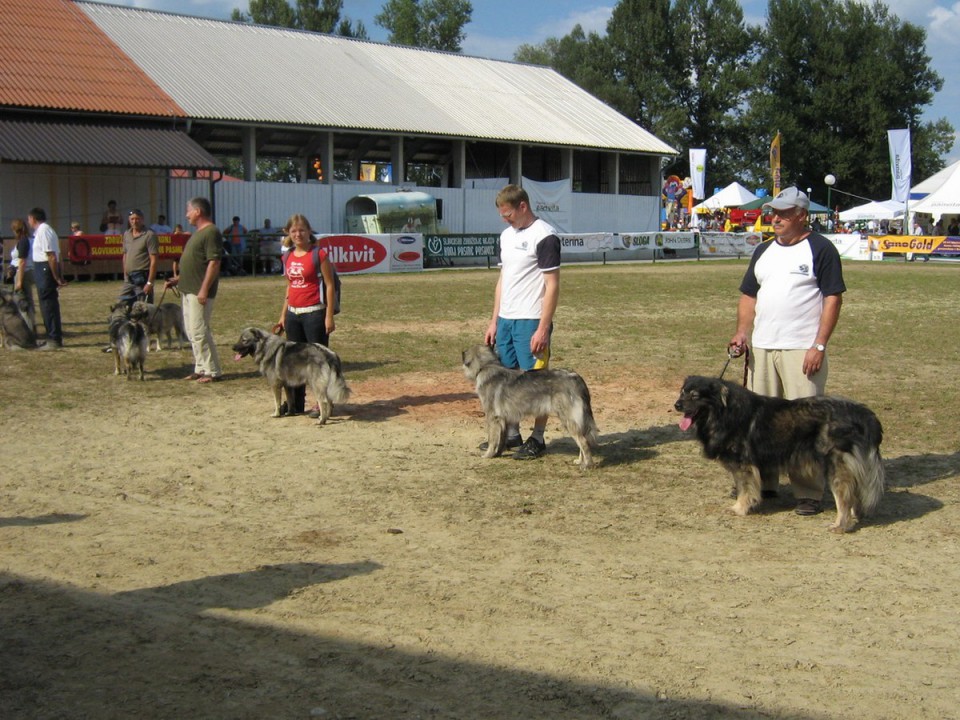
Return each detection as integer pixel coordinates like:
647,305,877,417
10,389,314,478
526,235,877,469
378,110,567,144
911,158,960,199
911,160,960,220
838,199,905,222
693,182,759,211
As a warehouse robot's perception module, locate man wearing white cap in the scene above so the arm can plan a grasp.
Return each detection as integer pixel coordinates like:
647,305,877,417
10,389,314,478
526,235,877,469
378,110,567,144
728,186,846,516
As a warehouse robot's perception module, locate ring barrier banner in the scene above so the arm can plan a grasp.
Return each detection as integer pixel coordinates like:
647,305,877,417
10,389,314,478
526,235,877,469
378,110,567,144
424,234,499,261
316,233,423,273
698,232,763,256
67,233,190,264
616,232,698,251
557,233,616,253
870,235,960,256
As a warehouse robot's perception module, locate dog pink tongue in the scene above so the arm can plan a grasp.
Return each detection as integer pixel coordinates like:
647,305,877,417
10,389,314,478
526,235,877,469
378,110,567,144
679,416,693,432
234,352,243,362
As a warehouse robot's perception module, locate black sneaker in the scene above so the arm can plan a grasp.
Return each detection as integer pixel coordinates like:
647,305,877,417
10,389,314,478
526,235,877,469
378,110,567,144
479,435,523,452
513,437,546,460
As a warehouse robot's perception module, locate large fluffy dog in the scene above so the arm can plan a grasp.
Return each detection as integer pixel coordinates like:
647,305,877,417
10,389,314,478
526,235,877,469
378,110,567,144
674,375,885,533
129,300,186,351
232,327,350,424
0,288,37,349
462,344,599,468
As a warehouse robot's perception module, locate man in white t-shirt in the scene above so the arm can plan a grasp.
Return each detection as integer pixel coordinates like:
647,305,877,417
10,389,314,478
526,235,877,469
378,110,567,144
729,186,846,515
483,185,561,460
27,207,68,349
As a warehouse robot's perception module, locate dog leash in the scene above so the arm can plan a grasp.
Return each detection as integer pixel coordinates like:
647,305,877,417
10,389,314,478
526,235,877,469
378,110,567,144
719,345,750,387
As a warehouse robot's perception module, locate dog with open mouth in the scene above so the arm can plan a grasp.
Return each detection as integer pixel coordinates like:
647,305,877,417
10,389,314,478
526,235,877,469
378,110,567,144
675,375,885,532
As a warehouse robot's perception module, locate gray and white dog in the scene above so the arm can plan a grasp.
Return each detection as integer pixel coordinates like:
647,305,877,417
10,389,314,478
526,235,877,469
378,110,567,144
462,344,600,468
129,300,187,351
232,327,351,425
111,318,148,380
0,288,38,349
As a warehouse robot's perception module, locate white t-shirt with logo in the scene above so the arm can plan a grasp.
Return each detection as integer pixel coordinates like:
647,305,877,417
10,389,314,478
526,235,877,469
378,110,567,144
497,217,561,320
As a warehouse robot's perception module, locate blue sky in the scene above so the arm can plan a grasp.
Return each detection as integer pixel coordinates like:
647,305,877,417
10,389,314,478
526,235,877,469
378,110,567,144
99,0,959,164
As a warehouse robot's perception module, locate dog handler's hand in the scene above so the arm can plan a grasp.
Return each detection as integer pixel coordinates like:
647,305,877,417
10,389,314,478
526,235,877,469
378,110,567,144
803,346,825,377
484,320,497,346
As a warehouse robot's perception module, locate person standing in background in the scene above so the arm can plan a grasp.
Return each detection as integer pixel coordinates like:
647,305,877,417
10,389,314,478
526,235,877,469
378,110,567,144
119,209,159,305
100,199,122,234
28,207,67,349
9,218,37,332
165,197,223,383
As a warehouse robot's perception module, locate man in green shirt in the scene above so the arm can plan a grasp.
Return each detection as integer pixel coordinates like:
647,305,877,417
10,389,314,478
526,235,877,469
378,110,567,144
165,197,223,383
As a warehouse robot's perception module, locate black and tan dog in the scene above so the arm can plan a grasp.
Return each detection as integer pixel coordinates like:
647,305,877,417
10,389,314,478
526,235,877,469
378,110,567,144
462,344,599,468
675,375,885,533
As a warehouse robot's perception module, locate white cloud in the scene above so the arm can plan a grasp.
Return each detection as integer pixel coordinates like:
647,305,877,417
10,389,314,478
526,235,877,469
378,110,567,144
535,6,613,38
928,1,960,41
462,5,613,62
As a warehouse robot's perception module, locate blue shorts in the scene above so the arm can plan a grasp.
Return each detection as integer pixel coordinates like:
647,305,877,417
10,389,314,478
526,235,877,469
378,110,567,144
496,317,550,371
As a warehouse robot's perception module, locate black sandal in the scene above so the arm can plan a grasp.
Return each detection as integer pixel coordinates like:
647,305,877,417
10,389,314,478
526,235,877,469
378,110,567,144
795,498,822,516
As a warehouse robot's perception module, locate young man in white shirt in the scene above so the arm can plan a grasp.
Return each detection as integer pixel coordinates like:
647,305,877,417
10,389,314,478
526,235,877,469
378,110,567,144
483,185,561,459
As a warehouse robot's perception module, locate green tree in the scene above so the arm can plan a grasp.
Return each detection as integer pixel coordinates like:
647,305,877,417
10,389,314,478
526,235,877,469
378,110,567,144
742,0,952,201
231,0,368,37
375,0,473,52
667,0,758,187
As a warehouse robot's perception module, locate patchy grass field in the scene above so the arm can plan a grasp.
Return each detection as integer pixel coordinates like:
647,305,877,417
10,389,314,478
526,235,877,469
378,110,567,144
2,260,959,719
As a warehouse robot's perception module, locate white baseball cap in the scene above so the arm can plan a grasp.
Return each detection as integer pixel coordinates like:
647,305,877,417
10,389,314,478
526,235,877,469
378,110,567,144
763,186,810,212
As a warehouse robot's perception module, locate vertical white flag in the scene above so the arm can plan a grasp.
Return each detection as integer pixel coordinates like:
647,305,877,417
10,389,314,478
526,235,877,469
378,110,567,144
689,148,707,200
887,129,911,203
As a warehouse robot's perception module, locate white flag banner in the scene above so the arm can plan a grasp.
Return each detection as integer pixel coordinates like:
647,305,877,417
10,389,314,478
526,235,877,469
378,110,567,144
522,177,572,232
689,148,707,200
887,129,911,203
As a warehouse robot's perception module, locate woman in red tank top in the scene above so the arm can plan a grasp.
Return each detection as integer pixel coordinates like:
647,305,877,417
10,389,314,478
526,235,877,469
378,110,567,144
276,214,337,415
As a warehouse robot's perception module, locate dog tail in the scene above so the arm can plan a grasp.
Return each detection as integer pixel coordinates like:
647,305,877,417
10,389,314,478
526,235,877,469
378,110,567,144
851,445,885,517
327,355,351,404
581,383,600,449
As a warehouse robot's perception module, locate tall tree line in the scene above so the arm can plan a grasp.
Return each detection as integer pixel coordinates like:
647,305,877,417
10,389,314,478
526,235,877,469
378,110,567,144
517,0,953,204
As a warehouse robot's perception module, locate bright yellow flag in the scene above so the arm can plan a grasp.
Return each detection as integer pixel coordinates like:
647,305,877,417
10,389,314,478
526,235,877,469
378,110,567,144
770,132,782,196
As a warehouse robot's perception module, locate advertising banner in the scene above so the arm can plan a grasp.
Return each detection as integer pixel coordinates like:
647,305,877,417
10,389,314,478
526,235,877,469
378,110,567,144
522,177,572,232
871,235,960,256
557,233,616,254
67,233,189,264
689,148,707,200
699,232,763,257
316,234,423,273
770,132,782,196
617,232,697,251
887,129,912,203
423,234,498,261
824,233,872,260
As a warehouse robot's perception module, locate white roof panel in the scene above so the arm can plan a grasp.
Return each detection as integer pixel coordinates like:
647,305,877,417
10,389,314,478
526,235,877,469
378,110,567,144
78,2,676,155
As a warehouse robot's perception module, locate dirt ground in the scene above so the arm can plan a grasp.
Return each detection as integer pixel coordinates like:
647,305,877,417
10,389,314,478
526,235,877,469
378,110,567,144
2,343,960,718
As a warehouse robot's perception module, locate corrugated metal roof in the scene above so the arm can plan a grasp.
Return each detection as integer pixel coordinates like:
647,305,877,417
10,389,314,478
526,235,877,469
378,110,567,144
0,119,221,168
0,0,185,116
77,2,676,155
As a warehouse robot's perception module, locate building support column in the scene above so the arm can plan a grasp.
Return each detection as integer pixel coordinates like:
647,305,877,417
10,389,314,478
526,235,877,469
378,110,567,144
391,136,405,185
242,126,256,182
450,139,465,188
509,144,522,186
606,152,620,195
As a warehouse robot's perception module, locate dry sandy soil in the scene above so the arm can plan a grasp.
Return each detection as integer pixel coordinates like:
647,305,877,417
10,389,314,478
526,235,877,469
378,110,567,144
2,324,960,718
